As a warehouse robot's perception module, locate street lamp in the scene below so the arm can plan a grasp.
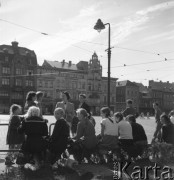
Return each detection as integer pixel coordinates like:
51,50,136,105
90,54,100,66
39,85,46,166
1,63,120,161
94,19,111,108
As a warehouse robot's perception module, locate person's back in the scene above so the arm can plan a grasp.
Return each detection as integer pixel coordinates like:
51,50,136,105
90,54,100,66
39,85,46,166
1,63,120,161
76,120,97,149
162,123,174,145
131,122,147,143
101,117,118,137
118,120,133,139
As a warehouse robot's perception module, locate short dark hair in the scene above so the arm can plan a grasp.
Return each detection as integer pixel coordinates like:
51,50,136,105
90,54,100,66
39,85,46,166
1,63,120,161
160,113,171,124
79,94,86,99
36,91,44,99
63,91,70,100
126,114,136,123
100,107,110,117
127,99,133,104
114,112,123,121
26,91,36,101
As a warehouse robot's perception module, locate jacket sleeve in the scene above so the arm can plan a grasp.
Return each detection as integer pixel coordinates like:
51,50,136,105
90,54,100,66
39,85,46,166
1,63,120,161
51,121,63,140
74,123,84,140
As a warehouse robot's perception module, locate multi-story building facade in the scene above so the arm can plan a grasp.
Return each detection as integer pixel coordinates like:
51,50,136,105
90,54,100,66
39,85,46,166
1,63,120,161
0,41,37,113
37,52,117,114
148,80,174,113
116,80,139,112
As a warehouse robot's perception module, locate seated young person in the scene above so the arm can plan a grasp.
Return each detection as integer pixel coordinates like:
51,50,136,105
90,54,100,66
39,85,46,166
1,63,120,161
18,106,48,169
72,108,97,162
160,113,174,145
114,112,134,156
99,107,118,150
126,114,148,156
49,108,70,167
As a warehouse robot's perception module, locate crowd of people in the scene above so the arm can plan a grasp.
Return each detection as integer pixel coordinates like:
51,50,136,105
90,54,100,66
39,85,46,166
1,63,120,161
5,91,174,170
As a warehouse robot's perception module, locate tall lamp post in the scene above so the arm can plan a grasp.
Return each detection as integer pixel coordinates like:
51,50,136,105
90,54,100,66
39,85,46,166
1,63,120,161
94,19,111,108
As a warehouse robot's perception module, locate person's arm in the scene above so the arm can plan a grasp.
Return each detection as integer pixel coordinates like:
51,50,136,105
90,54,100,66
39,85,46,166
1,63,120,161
101,124,105,138
73,122,84,140
121,108,127,117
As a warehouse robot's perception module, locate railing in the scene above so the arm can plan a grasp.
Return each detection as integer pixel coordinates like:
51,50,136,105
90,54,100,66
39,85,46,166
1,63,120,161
0,123,55,152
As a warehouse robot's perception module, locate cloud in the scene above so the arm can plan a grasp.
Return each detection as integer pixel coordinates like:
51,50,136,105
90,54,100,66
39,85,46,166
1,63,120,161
111,1,174,45
136,1,174,15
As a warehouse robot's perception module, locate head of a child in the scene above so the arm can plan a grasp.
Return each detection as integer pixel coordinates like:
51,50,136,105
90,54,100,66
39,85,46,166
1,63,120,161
100,107,110,119
114,112,123,123
54,108,65,121
10,104,21,116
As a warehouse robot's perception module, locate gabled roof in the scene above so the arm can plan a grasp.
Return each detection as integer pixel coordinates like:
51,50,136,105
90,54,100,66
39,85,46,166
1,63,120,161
42,60,77,70
116,80,139,87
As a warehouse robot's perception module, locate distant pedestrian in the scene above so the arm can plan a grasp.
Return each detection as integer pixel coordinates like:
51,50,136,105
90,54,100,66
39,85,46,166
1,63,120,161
122,99,137,118
151,102,162,143
6,104,25,150
147,112,150,119
24,91,36,113
35,91,44,117
160,113,174,145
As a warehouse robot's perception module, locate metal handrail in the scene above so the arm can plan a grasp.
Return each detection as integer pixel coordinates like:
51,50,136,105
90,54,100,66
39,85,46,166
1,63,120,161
0,123,55,152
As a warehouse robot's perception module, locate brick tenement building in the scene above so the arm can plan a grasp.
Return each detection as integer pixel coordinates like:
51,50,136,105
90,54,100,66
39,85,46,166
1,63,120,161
0,41,37,113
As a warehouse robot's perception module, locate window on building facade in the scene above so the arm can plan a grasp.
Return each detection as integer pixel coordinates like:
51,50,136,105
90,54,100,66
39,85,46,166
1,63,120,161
50,81,53,88
82,83,85,89
112,97,115,103
5,56,9,62
104,96,106,103
38,81,42,87
26,80,33,87
45,81,48,88
15,79,22,86
16,68,22,75
12,92,23,99
2,67,10,74
0,92,9,97
2,78,10,85
26,70,33,76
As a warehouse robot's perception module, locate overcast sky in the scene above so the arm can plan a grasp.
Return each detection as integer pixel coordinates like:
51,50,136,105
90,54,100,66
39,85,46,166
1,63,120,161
0,0,174,86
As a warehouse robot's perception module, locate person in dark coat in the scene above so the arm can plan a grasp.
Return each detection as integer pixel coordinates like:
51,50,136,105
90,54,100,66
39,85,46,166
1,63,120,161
78,94,90,115
160,113,174,145
24,91,37,113
122,99,137,118
49,107,70,167
127,114,148,156
6,104,25,149
18,106,48,169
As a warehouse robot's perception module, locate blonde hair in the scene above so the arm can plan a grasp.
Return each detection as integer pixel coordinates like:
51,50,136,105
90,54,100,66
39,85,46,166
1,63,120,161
25,106,40,118
54,107,65,117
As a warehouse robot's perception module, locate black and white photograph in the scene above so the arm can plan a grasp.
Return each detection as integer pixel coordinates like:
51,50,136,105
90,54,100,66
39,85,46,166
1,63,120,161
0,0,174,179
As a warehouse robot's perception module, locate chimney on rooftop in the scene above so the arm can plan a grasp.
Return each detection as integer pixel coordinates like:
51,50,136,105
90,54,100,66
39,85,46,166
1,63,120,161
69,61,72,67
62,59,65,67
